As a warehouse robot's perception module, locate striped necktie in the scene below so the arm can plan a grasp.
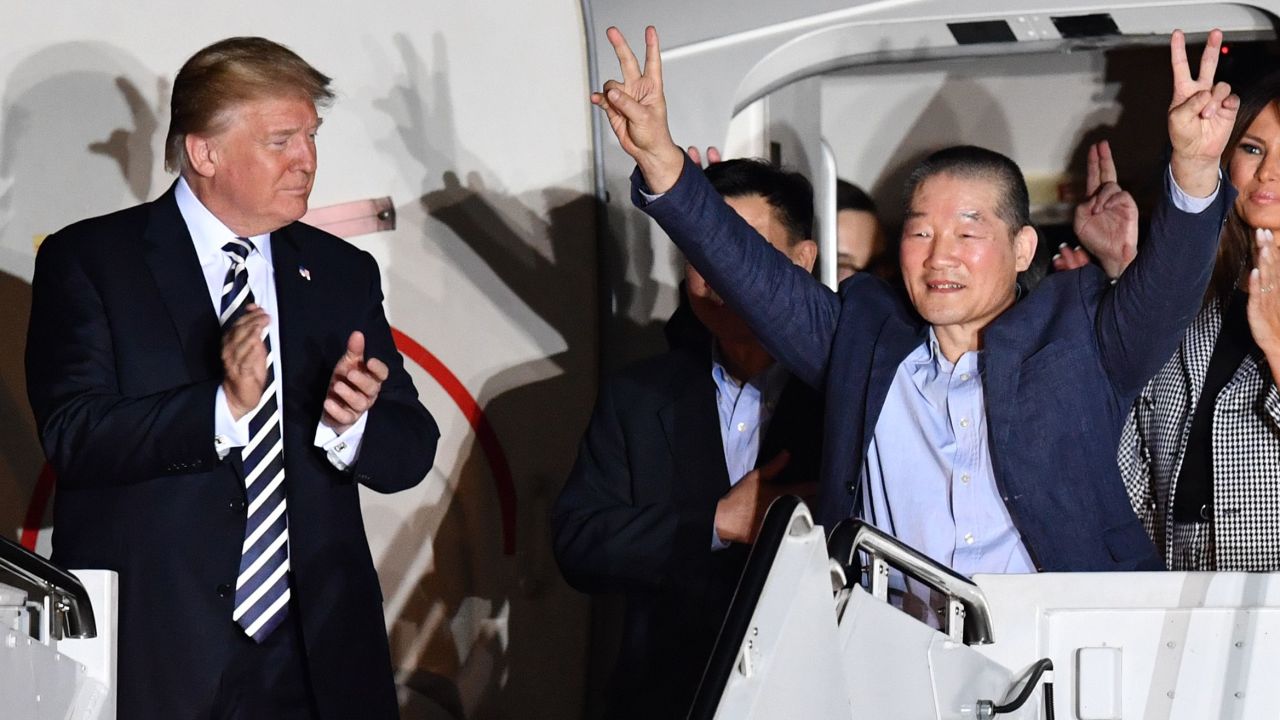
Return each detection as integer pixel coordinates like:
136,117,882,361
220,238,291,642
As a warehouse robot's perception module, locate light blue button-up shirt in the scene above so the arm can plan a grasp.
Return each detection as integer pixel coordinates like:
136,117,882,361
862,329,1036,576
710,346,788,549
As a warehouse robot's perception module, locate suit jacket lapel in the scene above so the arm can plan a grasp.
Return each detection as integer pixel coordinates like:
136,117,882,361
761,376,822,487
658,349,731,509
1180,299,1220,403
862,319,926,443
142,184,222,381
270,225,310,417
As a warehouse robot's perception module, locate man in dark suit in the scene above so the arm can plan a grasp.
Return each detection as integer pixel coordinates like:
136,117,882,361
590,26,1238,574
25,37,438,719
553,159,823,719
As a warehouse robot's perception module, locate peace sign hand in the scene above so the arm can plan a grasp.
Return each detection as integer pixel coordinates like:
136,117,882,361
1072,140,1138,279
1168,29,1240,197
591,26,686,193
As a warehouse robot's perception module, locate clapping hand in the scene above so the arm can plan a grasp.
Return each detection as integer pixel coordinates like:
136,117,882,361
1167,29,1239,197
221,304,270,420
322,331,388,434
591,26,686,193
1248,229,1280,382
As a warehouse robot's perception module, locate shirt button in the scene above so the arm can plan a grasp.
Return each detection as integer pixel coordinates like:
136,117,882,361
228,499,246,513
960,473,970,485
216,583,233,598
959,418,970,429
960,373,971,382
335,441,348,453
737,422,746,432
964,533,975,545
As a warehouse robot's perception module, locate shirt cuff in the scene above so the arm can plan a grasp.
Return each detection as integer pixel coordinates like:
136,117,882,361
1167,164,1220,213
637,184,664,204
632,162,672,205
711,526,730,551
314,412,369,471
214,385,252,460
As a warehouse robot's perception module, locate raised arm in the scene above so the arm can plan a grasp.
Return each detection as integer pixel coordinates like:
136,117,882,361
1167,30,1238,195
591,26,685,193
1097,30,1238,398
593,26,842,387
340,255,440,493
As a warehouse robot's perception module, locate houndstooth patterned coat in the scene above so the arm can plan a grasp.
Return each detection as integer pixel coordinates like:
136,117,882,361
1121,299,1280,570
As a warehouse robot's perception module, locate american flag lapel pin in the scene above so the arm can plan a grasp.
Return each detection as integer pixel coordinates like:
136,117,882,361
298,265,312,281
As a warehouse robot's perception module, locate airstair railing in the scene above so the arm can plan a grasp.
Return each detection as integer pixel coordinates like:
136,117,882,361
827,519,995,646
688,494,805,720
0,534,96,641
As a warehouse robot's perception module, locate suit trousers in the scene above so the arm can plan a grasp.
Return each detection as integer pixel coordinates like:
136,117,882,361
209,591,320,720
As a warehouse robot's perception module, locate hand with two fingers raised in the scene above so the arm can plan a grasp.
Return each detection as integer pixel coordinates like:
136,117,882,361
1167,29,1240,197
591,26,686,193
1071,140,1139,279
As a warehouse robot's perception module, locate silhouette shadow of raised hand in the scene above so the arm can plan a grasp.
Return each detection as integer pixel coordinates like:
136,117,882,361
0,43,167,553
87,75,163,203
369,31,627,720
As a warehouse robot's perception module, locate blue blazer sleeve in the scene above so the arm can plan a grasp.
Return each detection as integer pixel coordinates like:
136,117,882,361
344,254,440,494
1095,171,1233,400
635,156,841,389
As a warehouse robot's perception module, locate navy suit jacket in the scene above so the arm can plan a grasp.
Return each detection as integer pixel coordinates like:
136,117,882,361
638,157,1231,572
552,311,822,718
25,185,439,719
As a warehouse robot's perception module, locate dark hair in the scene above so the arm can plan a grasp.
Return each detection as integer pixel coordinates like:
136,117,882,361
704,158,813,242
165,37,334,173
1209,71,1280,305
836,179,878,214
902,145,1031,236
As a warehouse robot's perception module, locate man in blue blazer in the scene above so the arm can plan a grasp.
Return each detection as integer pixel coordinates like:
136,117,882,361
25,38,438,718
589,26,1238,574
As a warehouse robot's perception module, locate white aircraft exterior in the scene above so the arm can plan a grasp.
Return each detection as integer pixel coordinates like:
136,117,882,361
1,1,1278,717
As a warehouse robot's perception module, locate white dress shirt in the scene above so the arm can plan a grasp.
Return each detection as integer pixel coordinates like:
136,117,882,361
174,177,367,470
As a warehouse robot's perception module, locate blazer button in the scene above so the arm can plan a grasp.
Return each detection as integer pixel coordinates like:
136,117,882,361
228,499,246,513
216,583,233,598
846,482,857,495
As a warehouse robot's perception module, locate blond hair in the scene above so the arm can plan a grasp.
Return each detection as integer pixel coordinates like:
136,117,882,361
165,37,333,173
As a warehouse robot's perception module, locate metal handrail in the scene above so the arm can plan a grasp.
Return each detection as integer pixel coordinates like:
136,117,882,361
827,519,994,645
0,534,96,640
